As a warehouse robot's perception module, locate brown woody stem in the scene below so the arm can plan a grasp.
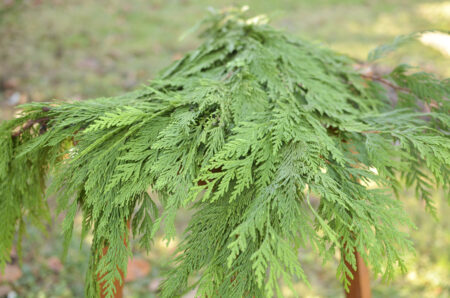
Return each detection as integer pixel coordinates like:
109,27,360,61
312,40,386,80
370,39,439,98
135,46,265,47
360,74,410,93
11,107,51,138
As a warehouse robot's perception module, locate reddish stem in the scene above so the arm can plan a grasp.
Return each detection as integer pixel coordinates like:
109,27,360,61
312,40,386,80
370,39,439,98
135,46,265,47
345,250,371,298
98,221,130,298
360,74,410,93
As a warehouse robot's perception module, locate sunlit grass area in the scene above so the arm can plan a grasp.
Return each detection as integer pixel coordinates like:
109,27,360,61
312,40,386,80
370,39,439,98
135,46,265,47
1,0,449,108
0,0,449,297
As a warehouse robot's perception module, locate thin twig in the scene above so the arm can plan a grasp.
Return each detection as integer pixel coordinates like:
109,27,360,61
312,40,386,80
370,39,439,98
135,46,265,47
222,70,234,81
360,130,382,134
11,117,50,137
11,107,51,138
360,74,410,93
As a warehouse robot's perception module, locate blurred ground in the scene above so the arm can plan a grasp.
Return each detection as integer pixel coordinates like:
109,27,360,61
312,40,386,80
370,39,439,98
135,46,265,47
0,0,449,297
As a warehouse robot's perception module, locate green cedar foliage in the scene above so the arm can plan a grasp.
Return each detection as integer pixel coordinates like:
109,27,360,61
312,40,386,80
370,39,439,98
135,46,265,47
1,7,449,298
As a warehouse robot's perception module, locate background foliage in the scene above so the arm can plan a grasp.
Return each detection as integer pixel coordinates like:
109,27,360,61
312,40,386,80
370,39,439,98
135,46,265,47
0,0,449,297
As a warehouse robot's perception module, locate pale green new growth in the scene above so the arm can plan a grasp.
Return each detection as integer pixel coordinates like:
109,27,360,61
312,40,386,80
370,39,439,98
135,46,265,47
1,7,449,298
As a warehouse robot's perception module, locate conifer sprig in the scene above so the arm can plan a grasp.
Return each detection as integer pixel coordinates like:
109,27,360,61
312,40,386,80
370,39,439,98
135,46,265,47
1,7,449,297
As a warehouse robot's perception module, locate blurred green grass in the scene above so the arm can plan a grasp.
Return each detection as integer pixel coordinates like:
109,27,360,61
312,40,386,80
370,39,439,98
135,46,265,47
0,0,449,297
1,0,449,107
